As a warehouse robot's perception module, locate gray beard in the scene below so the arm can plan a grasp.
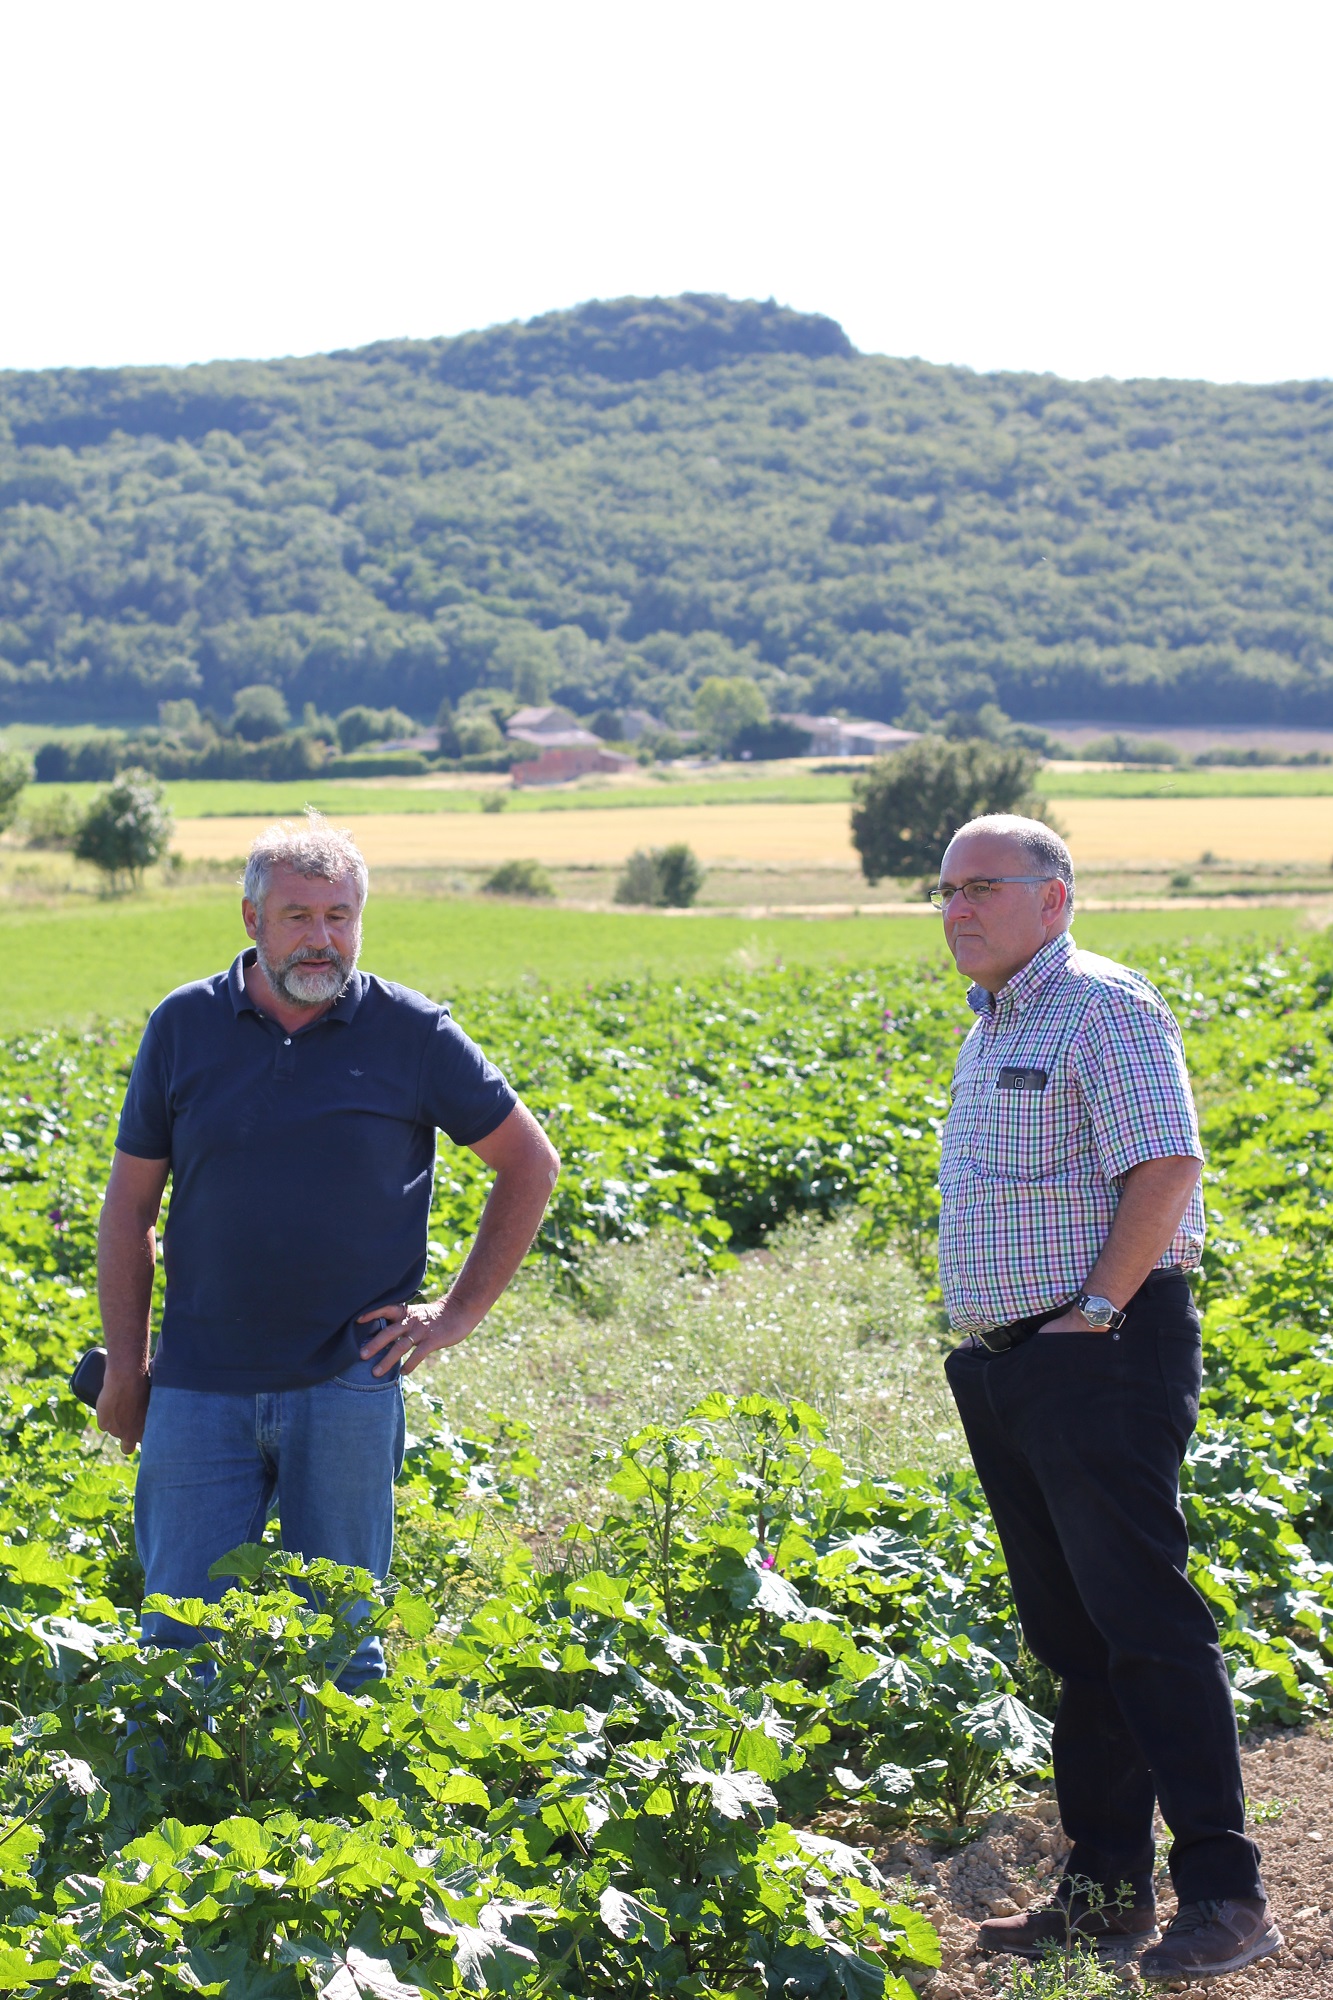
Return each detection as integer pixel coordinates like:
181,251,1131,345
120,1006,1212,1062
255,937,358,1008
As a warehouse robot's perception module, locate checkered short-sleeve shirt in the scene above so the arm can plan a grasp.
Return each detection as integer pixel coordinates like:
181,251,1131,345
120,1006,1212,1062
937,930,1204,1332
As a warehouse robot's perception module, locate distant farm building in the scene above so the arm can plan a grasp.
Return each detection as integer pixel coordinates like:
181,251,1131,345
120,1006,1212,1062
779,715,919,757
511,743,637,786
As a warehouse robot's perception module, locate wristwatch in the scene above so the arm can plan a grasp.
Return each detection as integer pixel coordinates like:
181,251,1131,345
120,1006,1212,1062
1075,1290,1126,1331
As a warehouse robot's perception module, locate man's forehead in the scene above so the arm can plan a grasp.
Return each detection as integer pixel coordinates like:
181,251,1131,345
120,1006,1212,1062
940,833,1030,878
265,866,362,907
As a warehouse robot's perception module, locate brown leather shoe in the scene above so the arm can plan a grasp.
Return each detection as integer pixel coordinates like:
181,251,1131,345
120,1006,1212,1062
976,1896,1158,1959
1139,1897,1283,1981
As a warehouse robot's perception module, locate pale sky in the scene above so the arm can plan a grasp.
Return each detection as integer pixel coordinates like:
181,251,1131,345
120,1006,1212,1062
1,0,1328,384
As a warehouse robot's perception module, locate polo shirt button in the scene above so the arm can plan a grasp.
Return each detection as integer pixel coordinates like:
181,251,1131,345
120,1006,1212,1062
283,1037,291,1046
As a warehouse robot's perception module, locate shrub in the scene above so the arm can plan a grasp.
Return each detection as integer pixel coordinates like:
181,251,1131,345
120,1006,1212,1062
483,857,555,898
850,736,1048,883
324,752,430,777
335,703,415,751
0,748,31,831
229,683,290,741
73,768,174,888
19,787,80,848
33,734,123,783
455,712,506,756
1080,732,1183,765
731,717,813,760
614,842,705,907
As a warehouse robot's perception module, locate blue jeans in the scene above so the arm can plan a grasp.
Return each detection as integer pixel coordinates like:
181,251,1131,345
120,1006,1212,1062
134,1354,406,1689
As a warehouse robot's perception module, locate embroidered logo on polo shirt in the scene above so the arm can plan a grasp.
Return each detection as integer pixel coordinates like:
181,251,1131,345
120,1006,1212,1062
350,1068,364,1077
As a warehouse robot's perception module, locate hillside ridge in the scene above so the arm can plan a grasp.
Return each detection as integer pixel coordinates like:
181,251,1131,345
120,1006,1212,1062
1,295,1331,728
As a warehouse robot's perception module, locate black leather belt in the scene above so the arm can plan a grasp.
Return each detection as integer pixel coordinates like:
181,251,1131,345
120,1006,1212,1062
965,1270,1182,1353
971,1305,1073,1353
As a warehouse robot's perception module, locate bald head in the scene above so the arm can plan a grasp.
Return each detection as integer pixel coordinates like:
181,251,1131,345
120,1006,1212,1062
937,817,1073,993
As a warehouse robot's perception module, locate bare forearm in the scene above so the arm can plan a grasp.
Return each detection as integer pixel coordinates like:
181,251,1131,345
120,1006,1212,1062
438,1163,554,1333
1083,1155,1202,1307
97,1208,156,1376
360,1106,560,1376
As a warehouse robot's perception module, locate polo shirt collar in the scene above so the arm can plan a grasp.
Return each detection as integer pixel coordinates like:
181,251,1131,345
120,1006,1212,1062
227,949,367,1025
967,930,1076,1019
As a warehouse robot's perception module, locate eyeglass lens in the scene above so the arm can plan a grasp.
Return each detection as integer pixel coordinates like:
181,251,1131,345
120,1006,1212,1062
930,880,996,909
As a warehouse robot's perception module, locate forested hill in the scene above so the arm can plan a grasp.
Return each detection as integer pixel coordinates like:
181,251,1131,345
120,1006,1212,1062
1,291,1331,728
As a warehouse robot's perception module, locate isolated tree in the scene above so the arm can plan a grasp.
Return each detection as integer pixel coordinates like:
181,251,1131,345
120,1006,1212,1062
850,737,1047,883
0,750,32,833
336,704,415,752
74,769,174,890
230,684,290,742
694,676,768,754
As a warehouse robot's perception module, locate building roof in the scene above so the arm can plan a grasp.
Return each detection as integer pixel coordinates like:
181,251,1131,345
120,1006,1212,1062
508,725,601,749
507,704,580,735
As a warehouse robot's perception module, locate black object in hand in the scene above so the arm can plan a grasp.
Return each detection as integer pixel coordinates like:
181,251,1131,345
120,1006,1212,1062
69,1346,107,1408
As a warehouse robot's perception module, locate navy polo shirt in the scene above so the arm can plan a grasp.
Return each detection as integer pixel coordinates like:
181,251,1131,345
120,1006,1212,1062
115,951,517,1392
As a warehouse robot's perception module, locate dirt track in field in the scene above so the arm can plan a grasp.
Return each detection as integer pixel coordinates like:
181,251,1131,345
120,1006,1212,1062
169,798,1333,872
870,1725,1332,1997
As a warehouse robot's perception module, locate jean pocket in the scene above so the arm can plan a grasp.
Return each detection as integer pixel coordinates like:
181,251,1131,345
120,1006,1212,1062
333,1353,403,1392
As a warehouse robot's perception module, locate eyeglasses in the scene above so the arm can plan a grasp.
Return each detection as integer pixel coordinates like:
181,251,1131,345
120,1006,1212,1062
928,875,1054,912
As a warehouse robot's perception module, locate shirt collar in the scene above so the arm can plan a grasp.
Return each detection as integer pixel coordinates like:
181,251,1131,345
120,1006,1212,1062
228,949,366,1026
967,930,1077,1019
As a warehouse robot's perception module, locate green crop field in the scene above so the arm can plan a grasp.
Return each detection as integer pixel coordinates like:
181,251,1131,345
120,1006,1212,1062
0,893,1301,1036
0,926,1329,1994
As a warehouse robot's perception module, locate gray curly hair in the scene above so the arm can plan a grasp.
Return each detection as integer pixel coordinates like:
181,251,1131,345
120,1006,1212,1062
242,810,369,915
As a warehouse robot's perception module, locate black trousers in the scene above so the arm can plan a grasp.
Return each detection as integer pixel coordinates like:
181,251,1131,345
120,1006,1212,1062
944,1271,1263,1905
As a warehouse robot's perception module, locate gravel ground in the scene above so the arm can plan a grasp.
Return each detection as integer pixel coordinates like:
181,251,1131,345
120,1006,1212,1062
871,1724,1332,1996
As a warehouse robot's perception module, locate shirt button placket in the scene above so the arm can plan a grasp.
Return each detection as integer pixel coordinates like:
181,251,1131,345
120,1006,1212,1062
275,1033,295,1080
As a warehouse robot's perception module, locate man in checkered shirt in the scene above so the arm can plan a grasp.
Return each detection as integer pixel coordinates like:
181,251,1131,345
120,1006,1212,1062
935,814,1279,1983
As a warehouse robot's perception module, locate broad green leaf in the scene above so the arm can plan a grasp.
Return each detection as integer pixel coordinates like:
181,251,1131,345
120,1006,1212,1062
960,1694,1053,1772
208,1816,273,1868
887,1903,942,1966
599,1885,669,1952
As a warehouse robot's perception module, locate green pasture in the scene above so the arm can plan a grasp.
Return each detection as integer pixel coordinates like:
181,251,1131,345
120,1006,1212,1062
1039,765,1333,797
19,761,1333,825
20,772,859,819
0,892,1302,1035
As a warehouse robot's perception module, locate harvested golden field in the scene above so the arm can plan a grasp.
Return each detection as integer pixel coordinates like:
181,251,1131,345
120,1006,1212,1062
170,803,863,869
1053,796,1333,866
167,795,1333,872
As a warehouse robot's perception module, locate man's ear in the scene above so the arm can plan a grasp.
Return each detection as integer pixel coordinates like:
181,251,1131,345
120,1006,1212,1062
242,897,260,942
1042,878,1070,928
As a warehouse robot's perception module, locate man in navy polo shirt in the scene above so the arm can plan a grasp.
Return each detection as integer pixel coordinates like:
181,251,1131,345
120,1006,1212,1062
96,814,559,1685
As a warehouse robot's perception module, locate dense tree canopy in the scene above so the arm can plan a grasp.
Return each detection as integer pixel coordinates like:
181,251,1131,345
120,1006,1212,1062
1,292,1331,726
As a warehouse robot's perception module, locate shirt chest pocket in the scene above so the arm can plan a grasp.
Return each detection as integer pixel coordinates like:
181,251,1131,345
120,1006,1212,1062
975,1064,1075,1182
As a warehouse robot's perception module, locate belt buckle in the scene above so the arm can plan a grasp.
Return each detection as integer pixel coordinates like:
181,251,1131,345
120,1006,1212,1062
972,1324,1012,1353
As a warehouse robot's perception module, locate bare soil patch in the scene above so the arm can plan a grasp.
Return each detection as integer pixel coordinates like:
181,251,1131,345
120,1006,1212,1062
873,1724,1332,1995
